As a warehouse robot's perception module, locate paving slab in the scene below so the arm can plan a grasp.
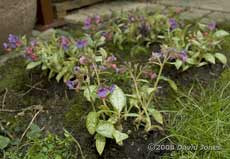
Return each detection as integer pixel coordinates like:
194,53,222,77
201,11,230,23
64,2,165,24
158,0,230,13
179,8,210,20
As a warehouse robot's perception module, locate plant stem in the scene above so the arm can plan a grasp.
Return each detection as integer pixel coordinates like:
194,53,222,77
146,57,167,109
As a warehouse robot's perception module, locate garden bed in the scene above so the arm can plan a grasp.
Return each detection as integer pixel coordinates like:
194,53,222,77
0,9,229,159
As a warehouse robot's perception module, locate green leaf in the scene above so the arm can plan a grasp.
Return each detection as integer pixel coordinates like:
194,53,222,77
108,115,118,124
55,155,62,159
197,62,208,67
174,59,183,70
203,53,215,64
160,76,177,92
84,85,97,102
215,53,227,65
148,108,163,125
112,130,128,144
56,67,68,82
26,61,42,70
187,58,198,65
109,85,126,113
197,31,204,40
96,120,114,138
48,70,56,79
214,30,229,38
0,135,10,149
95,133,106,155
99,48,108,59
95,56,103,62
26,124,42,139
86,112,98,135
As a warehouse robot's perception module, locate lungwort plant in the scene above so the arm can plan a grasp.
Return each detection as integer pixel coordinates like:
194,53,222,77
3,10,229,155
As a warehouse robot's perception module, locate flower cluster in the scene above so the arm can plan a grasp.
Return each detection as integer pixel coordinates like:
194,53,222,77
97,84,115,99
60,36,70,50
168,18,177,31
208,22,216,31
76,39,88,49
24,40,39,61
66,79,81,90
143,70,157,80
83,15,102,30
3,34,22,51
101,32,113,41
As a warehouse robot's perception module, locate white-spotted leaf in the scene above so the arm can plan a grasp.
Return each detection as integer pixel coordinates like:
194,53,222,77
86,112,98,135
84,85,97,102
109,85,126,113
215,53,227,65
112,130,128,144
96,121,114,138
95,133,106,155
203,53,215,64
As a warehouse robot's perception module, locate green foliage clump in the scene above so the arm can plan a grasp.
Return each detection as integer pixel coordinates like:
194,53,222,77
1,124,82,159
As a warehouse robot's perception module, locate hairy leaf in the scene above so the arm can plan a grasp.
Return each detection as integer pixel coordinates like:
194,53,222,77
109,85,126,113
86,112,98,135
112,130,128,144
84,85,98,102
96,120,114,138
215,53,227,65
148,108,163,125
203,53,215,64
95,133,106,156
0,135,10,150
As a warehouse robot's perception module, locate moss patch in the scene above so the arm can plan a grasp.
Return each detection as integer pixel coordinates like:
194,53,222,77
0,55,28,92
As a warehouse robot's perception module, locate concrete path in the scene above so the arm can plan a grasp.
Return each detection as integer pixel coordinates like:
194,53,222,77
64,0,230,24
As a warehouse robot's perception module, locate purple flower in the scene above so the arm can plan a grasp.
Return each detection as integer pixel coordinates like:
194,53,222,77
5,34,21,49
8,34,19,43
84,17,92,29
99,65,107,71
60,36,69,50
149,51,163,61
79,56,88,65
149,72,157,80
128,15,136,22
3,43,8,49
94,15,101,24
101,32,112,41
106,55,117,63
169,18,177,31
73,66,80,73
30,40,37,47
76,39,88,49
179,50,188,62
97,87,110,99
66,80,75,90
208,22,216,31
109,84,115,93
